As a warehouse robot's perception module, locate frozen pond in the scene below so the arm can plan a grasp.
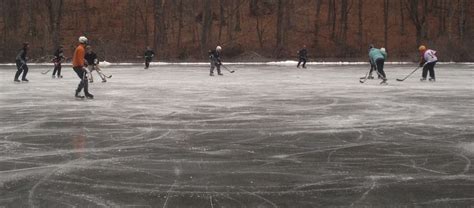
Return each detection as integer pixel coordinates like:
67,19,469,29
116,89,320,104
0,64,473,207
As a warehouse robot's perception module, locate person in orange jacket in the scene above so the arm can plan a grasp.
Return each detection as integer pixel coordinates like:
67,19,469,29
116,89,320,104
72,36,93,99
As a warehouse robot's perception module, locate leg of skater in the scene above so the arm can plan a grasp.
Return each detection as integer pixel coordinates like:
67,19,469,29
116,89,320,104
57,63,62,78
21,64,29,81
14,61,24,82
88,65,94,83
52,63,58,78
74,67,85,98
427,62,436,81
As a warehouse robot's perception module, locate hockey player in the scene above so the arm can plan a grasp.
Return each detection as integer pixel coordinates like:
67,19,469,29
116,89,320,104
297,45,307,68
52,45,65,78
368,44,388,84
209,46,223,76
85,45,106,83
418,45,438,81
14,42,30,82
144,46,155,69
72,36,93,99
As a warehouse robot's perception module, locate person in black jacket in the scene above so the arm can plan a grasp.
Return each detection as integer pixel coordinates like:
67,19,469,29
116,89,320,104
14,42,30,82
52,45,65,78
144,46,155,69
85,45,106,83
209,46,223,76
297,45,307,69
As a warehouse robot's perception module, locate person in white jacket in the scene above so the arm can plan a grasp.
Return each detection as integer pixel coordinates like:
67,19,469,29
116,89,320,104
418,45,438,82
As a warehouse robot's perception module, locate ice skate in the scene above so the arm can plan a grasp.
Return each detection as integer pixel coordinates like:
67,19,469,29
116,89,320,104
75,92,84,99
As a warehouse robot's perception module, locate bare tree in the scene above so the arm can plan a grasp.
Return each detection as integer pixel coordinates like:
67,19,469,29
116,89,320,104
276,0,284,50
358,0,363,49
177,0,183,48
313,0,323,48
339,0,350,48
27,0,37,38
201,0,212,54
154,0,167,54
404,0,429,45
383,0,389,47
327,0,336,40
83,0,90,33
458,0,467,41
46,0,64,49
399,0,405,35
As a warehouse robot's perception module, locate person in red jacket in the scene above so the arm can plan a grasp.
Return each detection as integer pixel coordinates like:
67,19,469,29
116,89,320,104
72,36,93,99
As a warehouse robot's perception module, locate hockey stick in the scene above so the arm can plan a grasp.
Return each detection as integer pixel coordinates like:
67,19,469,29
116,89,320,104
97,69,112,78
359,66,373,83
221,64,235,73
41,69,51,74
396,65,423,82
359,71,370,83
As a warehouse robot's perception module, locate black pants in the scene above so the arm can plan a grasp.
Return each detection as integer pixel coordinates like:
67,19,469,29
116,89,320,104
53,62,62,76
210,60,221,74
73,67,90,95
297,58,307,68
422,61,436,79
375,58,386,79
145,58,152,68
14,60,28,80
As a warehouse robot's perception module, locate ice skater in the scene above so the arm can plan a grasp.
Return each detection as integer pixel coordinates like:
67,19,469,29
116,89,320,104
73,36,93,99
85,45,107,83
368,44,388,84
209,46,223,76
52,45,65,78
14,42,30,82
418,45,438,82
297,45,307,68
144,46,155,69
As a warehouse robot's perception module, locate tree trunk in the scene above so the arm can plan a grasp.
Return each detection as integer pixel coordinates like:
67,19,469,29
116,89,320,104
383,0,389,47
459,0,467,41
340,0,349,47
177,0,183,48
83,0,90,34
46,0,64,49
218,0,225,42
154,0,166,55
314,0,322,48
399,0,405,35
27,0,36,37
358,0,363,50
276,0,284,50
234,0,241,32
201,0,212,55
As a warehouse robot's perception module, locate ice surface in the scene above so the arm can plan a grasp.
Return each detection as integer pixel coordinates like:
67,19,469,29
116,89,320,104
0,64,473,207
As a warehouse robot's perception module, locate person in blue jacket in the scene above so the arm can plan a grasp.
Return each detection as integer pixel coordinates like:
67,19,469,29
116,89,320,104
368,44,388,84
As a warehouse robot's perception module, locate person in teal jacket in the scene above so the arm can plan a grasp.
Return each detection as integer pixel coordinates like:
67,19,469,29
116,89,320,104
368,44,388,84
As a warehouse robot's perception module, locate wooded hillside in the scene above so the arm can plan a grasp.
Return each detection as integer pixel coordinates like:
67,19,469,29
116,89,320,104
0,0,472,62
